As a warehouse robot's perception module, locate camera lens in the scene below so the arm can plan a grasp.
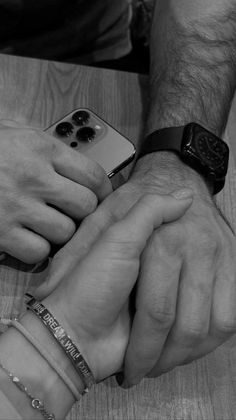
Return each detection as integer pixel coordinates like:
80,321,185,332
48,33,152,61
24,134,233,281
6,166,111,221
55,122,73,137
76,127,96,142
72,110,90,126
70,141,78,148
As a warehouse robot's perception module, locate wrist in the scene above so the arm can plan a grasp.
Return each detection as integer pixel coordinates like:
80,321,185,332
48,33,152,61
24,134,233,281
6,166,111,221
132,151,214,197
0,313,75,419
43,293,123,384
21,309,86,395
42,295,100,382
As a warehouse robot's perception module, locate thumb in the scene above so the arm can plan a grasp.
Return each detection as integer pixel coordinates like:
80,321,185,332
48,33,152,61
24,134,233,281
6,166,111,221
103,189,193,254
35,206,114,299
35,188,193,300
59,190,194,319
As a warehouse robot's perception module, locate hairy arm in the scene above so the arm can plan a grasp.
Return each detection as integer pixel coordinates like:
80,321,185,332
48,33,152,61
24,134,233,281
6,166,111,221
147,0,236,136
132,0,236,192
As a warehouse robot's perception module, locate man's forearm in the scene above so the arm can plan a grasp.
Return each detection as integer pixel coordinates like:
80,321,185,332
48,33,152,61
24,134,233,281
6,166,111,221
147,0,236,137
131,0,236,194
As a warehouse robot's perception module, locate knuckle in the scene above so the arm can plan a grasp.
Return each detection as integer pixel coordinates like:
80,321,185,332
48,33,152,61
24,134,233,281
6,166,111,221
23,241,50,264
145,300,175,329
174,323,207,344
138,193,166,214
18,163,50,191
82,191,98,215
140,193,158,205
196,229,218,257
90,162,106,187
56,218,76,242
104,224,119,240
214,316,236,335
154,223,186,255
19,161,39,183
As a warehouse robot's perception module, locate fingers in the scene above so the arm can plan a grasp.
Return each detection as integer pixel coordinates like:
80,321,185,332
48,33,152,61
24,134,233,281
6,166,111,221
20,202,76,244
53,193,194,323
211,251,236,338
52,141,112,201
35,204,115,299
44,173,99,220
36,191,193,300
1,227,50,264
78,192,194,277
178,253,236,365
105,190,194,252
123,215,216,386
1,123,112,203
147,256,214,378
123,235,181,386
119,191,193,385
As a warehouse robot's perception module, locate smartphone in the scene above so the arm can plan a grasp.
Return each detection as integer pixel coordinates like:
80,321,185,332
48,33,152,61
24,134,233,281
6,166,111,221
45,108,136,177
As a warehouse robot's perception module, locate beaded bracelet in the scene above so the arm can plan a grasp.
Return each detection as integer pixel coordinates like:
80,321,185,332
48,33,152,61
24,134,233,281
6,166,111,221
0,360,55,420
26,294,96,393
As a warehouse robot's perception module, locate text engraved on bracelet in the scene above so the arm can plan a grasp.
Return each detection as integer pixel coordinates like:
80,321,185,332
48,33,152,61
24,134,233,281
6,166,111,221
26,297,94,388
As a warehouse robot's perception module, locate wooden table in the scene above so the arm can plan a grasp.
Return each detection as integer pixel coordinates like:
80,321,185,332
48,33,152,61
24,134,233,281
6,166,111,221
0,53,236,420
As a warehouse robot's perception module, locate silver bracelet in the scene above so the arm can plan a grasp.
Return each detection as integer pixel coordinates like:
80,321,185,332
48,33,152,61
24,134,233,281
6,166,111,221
26,294,96,393
0,361,56,420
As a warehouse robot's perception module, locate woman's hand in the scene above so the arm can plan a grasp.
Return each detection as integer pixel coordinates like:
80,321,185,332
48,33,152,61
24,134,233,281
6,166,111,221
43,191,193,382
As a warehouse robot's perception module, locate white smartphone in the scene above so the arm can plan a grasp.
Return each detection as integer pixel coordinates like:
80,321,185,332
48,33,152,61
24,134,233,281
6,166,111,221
45,108,136,177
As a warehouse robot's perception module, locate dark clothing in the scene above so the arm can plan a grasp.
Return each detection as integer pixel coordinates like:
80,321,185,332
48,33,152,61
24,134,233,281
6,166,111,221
0,0,131,63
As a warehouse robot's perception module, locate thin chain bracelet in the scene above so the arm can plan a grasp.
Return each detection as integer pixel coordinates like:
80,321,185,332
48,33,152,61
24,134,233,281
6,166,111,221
0,361,56,420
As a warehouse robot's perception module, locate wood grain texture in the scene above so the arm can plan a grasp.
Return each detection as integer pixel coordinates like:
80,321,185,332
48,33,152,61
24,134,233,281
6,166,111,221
0,53,236,420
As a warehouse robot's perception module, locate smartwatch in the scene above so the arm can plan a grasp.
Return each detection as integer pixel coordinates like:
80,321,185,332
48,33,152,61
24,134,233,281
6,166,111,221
138,122,229,194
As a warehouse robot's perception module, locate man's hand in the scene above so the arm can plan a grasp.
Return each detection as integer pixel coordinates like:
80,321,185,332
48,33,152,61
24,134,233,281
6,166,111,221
0,121,111,263
122,164,236,387
43,193,193,382
36,151,236,388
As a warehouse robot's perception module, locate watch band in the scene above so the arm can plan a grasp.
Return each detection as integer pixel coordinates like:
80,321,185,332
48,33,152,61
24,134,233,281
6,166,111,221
138,125,228,195
139,126,185,158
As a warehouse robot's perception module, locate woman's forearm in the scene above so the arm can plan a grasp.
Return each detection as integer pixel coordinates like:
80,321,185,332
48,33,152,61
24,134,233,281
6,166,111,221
0,310,80,420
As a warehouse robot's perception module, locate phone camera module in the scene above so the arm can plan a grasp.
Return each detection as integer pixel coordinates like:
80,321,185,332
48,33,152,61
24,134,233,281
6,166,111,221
76,127,96,142
72,110,90,126
55,122,73,137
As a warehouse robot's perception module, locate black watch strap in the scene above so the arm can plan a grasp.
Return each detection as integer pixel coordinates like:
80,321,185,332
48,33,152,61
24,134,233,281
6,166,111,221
138,125,229,195
139,126,185,158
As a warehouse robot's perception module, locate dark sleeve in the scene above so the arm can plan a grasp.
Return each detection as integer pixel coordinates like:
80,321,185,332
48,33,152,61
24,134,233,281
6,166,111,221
0,0,67,43
0,0,22,42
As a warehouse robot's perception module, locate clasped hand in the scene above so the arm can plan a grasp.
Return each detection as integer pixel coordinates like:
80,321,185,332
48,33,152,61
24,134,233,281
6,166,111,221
37,160,236,389
41,192,193,383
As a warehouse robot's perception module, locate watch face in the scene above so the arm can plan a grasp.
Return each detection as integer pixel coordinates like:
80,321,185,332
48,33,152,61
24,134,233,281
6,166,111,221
182,123,229,177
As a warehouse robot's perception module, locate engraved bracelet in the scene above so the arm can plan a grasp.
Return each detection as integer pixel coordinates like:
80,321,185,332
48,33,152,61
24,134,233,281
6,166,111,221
26,294,96,393
0,360,55,420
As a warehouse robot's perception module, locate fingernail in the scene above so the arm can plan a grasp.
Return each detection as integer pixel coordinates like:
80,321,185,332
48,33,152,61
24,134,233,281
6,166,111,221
121,379,131,389
171,188,193,200
121,377,141,389
115,372,124,386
